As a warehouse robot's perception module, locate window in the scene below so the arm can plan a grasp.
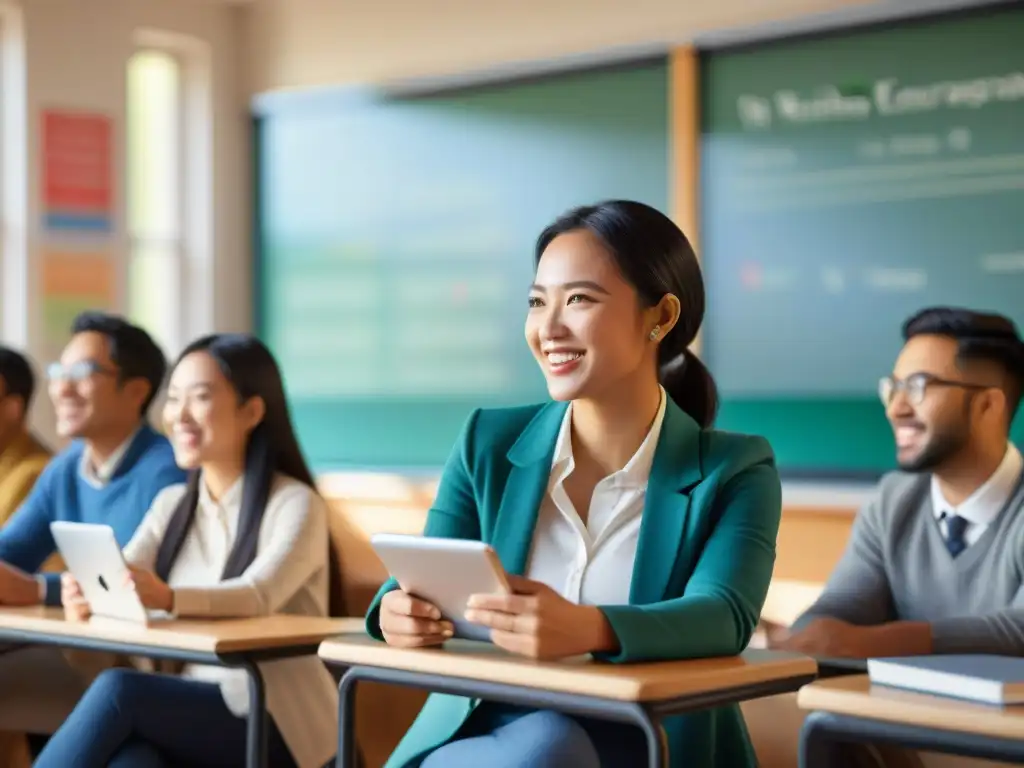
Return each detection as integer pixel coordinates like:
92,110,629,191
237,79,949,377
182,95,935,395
126,31,212,359
0,4,27,346
0,11,6,339
127,49,182,356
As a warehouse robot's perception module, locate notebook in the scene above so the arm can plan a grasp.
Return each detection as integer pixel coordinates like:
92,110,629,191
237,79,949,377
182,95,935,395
867,654,1024,705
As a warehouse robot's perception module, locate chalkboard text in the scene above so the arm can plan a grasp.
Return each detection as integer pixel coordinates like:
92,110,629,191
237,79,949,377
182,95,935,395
737,72,1024,128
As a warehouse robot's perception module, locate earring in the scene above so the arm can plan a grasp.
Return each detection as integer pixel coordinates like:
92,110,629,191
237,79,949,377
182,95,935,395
649,325,661,341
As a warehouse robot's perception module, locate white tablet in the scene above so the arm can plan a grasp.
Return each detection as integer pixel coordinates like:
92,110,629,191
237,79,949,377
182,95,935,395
50,521,151,626
370,533,511,642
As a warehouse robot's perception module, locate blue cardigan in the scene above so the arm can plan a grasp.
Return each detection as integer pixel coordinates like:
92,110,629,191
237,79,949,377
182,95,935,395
0,424,186,605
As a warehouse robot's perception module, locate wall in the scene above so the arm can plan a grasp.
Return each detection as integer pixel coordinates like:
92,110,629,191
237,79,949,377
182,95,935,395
0,0,249,441
243,0,877,92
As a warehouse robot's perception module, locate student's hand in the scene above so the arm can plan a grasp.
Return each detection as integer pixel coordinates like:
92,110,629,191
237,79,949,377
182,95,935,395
465,575,618,660
379,589,454,648
768,617,869,657
125,567,174,613
758,618,792,648
0,560,41,606
61,572,91,622
771,616,932,658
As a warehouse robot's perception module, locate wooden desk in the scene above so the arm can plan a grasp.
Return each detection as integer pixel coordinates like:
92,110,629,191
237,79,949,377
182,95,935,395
319,633,817,768
797,674,1024,765
0,607,358,768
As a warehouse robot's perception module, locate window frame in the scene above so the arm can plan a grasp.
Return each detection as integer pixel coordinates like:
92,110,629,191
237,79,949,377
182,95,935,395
127,29,213,358
0,3,27,347
127,46,185,357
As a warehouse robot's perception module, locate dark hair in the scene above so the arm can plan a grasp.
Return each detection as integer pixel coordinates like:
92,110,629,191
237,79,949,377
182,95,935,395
0,346,36,416
71,311,167,417
154,334,324,583
535,200,718,428
903,306,1024,422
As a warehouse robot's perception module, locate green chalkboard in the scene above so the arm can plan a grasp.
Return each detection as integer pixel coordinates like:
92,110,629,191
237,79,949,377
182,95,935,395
702,6,1024,478
255,61,669,470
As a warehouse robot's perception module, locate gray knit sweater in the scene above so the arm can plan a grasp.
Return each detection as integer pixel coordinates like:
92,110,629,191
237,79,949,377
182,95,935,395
792,468,1024,654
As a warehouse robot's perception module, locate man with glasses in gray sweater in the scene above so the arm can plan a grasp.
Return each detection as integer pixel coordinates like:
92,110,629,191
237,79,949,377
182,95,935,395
772,306,1024,661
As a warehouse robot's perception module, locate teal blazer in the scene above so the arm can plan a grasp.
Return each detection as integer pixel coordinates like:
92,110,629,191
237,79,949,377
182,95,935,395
366,397,782,768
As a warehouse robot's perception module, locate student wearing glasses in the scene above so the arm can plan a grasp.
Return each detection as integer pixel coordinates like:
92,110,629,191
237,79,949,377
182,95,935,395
770,307,1024,661
0,313,185,740
36,334,337,768
368,200,783,768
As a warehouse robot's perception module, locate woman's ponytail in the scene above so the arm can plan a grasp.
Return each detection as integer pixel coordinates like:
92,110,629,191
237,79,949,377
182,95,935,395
659,347,718,429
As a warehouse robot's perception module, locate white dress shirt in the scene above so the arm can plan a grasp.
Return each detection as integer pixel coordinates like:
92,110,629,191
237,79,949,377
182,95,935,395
78,426,140,488
524,387,667,606
931,442,1024,548
124,473,338,768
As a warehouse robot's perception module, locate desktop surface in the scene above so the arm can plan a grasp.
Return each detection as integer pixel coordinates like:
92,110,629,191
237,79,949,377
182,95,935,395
0,607,360,654
319,633,817,701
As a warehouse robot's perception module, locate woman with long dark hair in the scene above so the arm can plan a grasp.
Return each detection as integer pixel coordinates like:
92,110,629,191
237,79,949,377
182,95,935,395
37,334,337,768
369,200,782,768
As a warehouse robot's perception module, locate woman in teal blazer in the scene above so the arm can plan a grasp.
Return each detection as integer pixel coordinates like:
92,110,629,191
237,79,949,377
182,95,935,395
366,200,782,768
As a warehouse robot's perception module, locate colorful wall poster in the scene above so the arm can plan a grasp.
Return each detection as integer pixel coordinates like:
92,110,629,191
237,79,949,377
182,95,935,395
41,250,116,351
41,110,114,234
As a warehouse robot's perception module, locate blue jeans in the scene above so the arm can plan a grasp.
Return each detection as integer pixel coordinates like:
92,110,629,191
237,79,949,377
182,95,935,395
33,668,296,768
419,703,646,768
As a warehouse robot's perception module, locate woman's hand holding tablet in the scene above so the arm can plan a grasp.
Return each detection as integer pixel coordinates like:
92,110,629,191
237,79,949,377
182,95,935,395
371,533,619,659
465,574,619,660
379,590,454,648
371,533,511,644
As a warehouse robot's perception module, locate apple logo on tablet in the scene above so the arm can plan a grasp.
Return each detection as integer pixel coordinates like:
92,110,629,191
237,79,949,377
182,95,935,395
97,575,110,592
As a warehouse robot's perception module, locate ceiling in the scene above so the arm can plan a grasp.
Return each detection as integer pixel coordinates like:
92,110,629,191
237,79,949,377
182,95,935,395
242,0,1001,93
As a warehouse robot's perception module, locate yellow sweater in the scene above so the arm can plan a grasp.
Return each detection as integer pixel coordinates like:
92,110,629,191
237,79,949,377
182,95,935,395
0,430,51,528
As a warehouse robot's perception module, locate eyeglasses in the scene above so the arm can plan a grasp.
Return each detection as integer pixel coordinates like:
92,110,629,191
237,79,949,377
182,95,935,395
878,372,991,407
46,360,117,384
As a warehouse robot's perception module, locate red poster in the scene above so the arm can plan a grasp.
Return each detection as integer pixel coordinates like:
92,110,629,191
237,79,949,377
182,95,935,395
42,110,113,232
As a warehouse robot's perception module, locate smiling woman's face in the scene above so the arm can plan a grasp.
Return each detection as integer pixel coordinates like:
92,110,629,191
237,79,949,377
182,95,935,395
525,229,654,402
162,351,259,470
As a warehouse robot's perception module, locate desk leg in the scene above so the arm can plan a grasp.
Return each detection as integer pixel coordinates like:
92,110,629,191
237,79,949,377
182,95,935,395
799,711,848,768
242,660,268,768
631,705,669,768
331,667,666,768
336,669,359,768
800,710,1024,766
